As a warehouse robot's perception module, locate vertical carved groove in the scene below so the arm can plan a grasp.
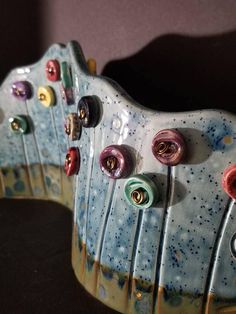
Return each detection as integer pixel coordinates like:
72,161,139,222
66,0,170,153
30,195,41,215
128,209,144,297
50,108,63,196
96,180,116,262
85,129,95,244
202,198,234,314
25,100,47,196
0,168,5,197
22,135,34,195
153,166,173,314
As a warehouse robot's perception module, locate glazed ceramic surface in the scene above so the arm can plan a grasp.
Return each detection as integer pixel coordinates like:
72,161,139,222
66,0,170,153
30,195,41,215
0,41,236,314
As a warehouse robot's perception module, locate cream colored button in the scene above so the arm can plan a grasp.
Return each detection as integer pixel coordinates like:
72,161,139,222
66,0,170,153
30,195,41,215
37,86,55,107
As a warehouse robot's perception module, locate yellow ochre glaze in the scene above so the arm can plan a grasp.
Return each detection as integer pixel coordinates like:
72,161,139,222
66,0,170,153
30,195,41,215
128,278,154,314
217,306,236,313
97,265,129,313
72,224,209,314
0,169,4,198
87,58,97,75
0,164,73,210
72,225,87,285
156,285,203,314
205,293,236,314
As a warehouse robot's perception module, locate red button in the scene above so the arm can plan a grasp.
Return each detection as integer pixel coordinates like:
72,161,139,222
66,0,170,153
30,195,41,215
222,164,236,199
64,147,80,176
46,60,60,81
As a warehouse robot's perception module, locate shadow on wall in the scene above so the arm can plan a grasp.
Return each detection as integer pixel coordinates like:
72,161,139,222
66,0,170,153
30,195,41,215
102,31,236,113
0,0,43,83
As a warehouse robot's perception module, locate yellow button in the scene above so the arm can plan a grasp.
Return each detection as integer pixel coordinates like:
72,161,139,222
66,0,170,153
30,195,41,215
37,86,55,107
87,58,97,75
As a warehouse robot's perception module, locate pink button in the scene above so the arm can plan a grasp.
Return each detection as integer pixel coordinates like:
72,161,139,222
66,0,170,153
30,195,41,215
222,164,236,199
46,59,60,81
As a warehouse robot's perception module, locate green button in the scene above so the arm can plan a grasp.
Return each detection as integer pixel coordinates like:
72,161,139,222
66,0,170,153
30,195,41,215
124,174,159,209
61,61,73,88
9,116,28,135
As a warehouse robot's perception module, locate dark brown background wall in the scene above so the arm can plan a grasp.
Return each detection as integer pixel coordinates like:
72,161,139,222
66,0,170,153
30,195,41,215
1,0,236,111
1,0,236,74
0,2,236,313
40,0,236,73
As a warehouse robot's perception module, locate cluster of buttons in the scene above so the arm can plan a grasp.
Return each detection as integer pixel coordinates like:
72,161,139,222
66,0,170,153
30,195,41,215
9,56,236,208
66,106,187,208
64,95,101,175
9,58,75,134
98,130,186,208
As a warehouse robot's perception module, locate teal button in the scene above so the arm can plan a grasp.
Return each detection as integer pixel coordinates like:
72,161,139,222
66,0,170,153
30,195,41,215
9,116,28,135
124,174,159,209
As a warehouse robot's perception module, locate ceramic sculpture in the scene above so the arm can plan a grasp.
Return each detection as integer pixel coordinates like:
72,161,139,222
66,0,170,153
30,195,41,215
0,41,236,314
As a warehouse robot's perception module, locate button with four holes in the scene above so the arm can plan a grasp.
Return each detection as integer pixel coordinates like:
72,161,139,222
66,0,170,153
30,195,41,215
152,129,186,166
9,116,28,135
99,145,133,179
11,81,32,101
78,96,100,127
46,59,60,81
37,86,55,107
124,174,159,209
64,147,80,176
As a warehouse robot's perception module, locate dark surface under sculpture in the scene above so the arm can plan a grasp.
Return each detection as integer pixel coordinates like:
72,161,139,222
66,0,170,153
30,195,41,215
0,198,118,314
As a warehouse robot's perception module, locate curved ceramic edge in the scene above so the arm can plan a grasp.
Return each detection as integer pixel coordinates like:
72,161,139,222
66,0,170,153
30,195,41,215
0,41,236,314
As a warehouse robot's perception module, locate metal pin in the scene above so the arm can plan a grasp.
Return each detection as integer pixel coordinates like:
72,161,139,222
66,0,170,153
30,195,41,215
131,188,146,205
106,156,117,171
38,93,46,101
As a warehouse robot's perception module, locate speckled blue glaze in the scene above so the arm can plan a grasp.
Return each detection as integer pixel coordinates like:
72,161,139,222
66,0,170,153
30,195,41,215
0,41,236,313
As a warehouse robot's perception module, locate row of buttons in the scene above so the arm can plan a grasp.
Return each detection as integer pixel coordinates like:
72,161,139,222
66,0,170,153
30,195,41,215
64,127,236,207
62,91,236,206
64,146,158,208
9,59,75,133
11,59,74,106
64,128,186,208
9,58,236,207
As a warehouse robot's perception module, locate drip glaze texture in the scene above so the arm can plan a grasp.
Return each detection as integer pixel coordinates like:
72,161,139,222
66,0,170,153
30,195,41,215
0,41,236,314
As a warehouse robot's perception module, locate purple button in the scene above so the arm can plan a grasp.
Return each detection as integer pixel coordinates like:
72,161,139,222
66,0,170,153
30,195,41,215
99,145,133,179
11,81,32,101
152,129,186,166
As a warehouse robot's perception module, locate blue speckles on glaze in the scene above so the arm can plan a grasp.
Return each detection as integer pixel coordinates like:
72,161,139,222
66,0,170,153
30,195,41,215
1,41,236,314
5,186,13,197
101,266,113,280
98,284,106,299
45,175,51,187
134,294,152,314
14,180,25,192
86,254,95,271
118,274,126,289
205,119,233,151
